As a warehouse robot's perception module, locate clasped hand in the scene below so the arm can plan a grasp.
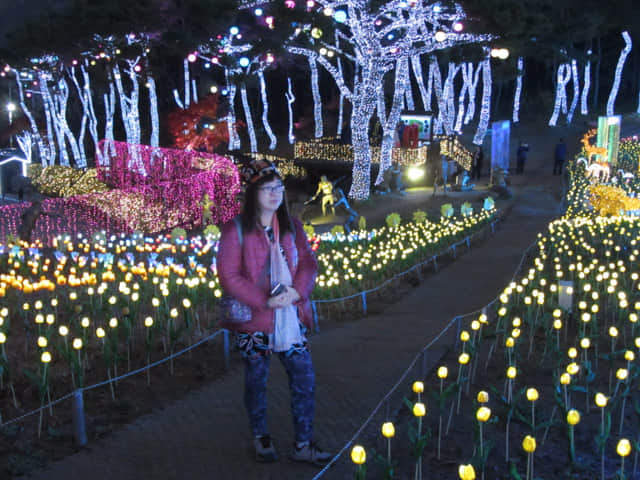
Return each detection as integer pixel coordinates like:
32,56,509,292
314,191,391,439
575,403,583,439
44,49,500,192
267,286,300,309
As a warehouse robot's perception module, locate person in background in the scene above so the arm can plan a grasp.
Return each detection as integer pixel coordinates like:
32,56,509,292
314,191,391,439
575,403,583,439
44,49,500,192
516,140,530,175
553,138,567,175
217,159,331,465
472,146,484,179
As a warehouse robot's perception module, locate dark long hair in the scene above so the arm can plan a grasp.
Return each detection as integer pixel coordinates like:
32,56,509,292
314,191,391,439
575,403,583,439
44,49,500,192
241,172,293,236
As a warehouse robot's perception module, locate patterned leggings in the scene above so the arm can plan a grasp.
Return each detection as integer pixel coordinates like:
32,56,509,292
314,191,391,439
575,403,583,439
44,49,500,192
243,350,315,443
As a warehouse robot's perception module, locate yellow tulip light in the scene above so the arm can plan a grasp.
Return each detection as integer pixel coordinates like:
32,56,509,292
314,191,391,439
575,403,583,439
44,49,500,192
567,362,580,375
505,337,515,348
625,350,635,361
507,366,517,378
144,317,154,327
437,366,448,379
458,464,476,480
617,438,632,477
381,422,395,438
580,338,590,349
522,434,537,480
413,402,426,417
37,336,47,348
58,325,69,336
72,338,83,349
41,351,52,363
412,381,424,393
96,327,106,338
81,317,90,328
476,406,491,422
560,373,571,385
477,391,489,403
617,438,631,457
609,326,619,337
567,409,580,425
526,388,539,401
595,393,608,408
350,445,366,464
0,332,5,344
616,368,628,381
568,347,578,359
459,353,470,364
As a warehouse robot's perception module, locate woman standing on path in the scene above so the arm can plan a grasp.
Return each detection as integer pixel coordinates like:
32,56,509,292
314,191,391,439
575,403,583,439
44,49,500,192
217,159,332,465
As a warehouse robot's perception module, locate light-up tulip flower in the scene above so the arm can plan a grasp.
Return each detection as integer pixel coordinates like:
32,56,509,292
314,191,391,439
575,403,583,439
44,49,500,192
527,388,539,429
567,409,580,463
617,438,631,477
437,366,448,379
381,422,395,438
459,353,470,364
567,363,579,375
73,338,82,349
351,444,366,464
477,391,489,403
41,351,52,363
412,381,424,393
37,336,47,348
413,402,426,417
459,464,476,480
522,435,536,480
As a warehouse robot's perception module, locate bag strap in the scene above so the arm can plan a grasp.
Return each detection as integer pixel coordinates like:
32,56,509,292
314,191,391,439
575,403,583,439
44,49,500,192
233,216,243,246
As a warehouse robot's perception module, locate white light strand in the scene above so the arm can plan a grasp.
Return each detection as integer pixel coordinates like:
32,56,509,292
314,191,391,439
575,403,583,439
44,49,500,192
464,63,483,125
113,62,143,173
16,132,32,174
286,77,295,144
309,56,324,138
512,57,524,124
38,74,57,165
225,69,241,151
39,73,70,165
103,79,116,148
455,62,473,133
567,59,579,124
429,57,443,135
56,77,83,166
258,70,277,150
411,55,429,112
440,62,459,135
69,66,90,166
581,59,591,115
347,68,382,200
191,79,198,105
240,82,257,152
172,90,185,109
336,57,345,138
607,31,632,116
473,56,492,146
11,69,48,166
376,57,410,186
147,75,160,147
184,59,191,108
548,63,571,127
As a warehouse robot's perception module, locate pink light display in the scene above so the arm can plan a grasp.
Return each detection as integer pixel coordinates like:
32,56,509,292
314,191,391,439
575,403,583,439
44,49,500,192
0,142,241,246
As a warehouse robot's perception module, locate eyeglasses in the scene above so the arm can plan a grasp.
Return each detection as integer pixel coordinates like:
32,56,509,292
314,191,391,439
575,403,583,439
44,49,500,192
259,184,285,194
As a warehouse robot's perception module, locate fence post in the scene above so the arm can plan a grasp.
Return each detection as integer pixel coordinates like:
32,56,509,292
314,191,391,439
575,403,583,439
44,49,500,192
223,329,230,370
361,292,367,316
311,301,320,333
72,389,88,447
432,255,439,272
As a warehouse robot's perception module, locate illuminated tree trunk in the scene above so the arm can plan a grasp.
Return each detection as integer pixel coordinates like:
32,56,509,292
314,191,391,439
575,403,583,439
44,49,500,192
12,69,50,165
240,82,257,153
348,64,383,200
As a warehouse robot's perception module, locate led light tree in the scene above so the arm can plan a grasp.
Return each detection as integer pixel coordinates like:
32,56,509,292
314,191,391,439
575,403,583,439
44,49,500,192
283,0,492,198
195,30,279,152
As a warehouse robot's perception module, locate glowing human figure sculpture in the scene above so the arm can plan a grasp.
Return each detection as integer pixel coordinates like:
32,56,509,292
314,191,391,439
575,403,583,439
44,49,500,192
310,175,335,216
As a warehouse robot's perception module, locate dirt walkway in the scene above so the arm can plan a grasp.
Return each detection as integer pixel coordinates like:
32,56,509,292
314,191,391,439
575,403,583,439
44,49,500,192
24,127,571,480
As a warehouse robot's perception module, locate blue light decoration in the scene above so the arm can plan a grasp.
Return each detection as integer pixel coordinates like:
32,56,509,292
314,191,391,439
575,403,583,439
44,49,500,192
548,63,571,127
512,57,523,123
411,55,429,111
239,56,251,68
334,10,347,23
230,26,240,35
581,58,591,115
254,8,263,16
607,31,632,116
